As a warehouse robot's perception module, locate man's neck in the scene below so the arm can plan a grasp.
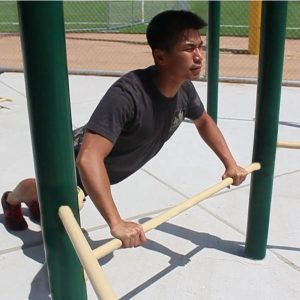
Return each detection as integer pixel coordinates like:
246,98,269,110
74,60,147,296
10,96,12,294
153,68,183,99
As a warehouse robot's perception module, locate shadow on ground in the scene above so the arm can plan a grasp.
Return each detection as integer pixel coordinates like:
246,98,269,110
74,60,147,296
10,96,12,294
2,213,299,299
119,217,300,300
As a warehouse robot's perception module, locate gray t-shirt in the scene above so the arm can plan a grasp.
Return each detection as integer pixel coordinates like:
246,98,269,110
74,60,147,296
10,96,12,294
85,66,205,184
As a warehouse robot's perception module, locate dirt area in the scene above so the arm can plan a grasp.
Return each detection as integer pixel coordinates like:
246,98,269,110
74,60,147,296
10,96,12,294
1,33,299,82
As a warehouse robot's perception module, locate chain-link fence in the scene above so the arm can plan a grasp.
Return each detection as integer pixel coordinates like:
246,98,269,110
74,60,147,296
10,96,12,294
0,1,299,84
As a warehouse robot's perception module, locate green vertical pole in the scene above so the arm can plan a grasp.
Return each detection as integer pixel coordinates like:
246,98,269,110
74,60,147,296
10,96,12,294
207,0,220,123
245,1,288,260
17,2,87,299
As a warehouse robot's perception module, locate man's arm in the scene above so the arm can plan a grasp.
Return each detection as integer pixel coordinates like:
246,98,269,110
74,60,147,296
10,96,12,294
193,112,247,185
76,130,146,248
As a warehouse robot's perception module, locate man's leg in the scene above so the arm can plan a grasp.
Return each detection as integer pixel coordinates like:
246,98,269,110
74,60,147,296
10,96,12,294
2,178,40,230
2,178,86,231
7,178,38,206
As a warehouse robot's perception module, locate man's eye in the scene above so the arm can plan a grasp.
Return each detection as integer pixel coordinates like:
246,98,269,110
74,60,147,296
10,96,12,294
185,48,194,52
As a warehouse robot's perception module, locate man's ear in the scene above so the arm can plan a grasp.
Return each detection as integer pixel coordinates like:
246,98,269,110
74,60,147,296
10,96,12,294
153,49,168,66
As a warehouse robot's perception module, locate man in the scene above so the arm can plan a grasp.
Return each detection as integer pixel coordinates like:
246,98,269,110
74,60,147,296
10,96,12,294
2,10,247,248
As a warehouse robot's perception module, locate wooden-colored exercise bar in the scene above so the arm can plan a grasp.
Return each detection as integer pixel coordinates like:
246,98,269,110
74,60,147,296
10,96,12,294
59,206,118,300
93,162,261,260
0,97,13,102
61,163,260,299
77,186,85,210
277,140,300,149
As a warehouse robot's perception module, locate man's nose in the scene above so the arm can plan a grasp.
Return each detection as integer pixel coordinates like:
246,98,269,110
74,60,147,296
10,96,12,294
194,47,203,62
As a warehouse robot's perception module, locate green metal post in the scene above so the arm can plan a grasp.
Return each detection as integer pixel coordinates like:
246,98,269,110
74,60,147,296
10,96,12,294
207,0,220,123
17,2,87,299
245,1,288,260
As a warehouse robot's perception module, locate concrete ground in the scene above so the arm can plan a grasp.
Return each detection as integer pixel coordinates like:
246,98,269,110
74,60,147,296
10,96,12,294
0,72,299,300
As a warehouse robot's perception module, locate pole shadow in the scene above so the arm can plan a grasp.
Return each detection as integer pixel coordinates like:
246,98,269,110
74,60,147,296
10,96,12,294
119,218,245,300
0,209,114,299
2,211,299,299
119,217,300,300
279,121,300,128
0,208,49,300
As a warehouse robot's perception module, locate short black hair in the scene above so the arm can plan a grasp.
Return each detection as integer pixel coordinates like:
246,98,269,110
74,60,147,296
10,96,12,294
146,10,207,52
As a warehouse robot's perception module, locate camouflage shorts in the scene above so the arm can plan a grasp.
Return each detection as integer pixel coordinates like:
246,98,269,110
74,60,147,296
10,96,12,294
73,126,87,195
73,125,85,154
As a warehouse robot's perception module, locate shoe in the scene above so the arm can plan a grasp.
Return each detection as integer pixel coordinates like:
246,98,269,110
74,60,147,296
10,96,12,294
26,201,40,223
1,191,28,231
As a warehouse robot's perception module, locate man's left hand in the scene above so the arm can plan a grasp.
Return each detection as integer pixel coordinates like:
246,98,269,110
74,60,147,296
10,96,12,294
222,164,248,186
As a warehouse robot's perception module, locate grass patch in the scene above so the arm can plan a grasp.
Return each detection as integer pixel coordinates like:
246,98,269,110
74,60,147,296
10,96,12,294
0,1,299,38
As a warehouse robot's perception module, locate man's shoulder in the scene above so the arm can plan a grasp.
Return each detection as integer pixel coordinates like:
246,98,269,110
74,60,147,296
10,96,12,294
181,80,195,91
117,66,154,86
179,80,197,99
109,66,154,99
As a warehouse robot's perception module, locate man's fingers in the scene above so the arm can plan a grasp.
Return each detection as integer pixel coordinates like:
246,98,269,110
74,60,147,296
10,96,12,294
233,169,248,185
130,236,136,248
139,226,147,244
133,225,146,247
132,229,140,247
112,221,147,248
232,175,243,185
122,237,130,248
126,224,146,248
223,167,248,186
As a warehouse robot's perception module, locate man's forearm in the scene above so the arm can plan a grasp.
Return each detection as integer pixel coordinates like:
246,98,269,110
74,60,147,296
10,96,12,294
195,113,237,168
77,157,122,227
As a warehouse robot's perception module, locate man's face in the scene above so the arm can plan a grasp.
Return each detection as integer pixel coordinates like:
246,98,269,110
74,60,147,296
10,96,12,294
164,29,204,81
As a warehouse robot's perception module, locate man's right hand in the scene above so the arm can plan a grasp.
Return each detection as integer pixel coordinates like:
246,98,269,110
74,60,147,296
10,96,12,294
110,220,147,248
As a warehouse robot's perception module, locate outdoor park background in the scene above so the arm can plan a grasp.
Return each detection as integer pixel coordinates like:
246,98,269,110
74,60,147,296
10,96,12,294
1,2,300,299
1,1,300,83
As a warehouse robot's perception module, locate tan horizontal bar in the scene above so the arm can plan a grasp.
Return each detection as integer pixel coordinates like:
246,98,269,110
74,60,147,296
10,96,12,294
277,140,300,149
59,206,117,300
92,162,261,260
0,97,13,102
77,186,85,210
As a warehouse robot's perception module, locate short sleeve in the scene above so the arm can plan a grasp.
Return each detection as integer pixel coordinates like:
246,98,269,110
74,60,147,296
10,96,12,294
86,84,135,144
185,81,205,120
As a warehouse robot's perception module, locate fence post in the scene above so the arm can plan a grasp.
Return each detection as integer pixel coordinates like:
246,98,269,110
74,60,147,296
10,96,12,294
17,1,87,299
248,0,262,55
207,0,221,123
245,1,288,260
